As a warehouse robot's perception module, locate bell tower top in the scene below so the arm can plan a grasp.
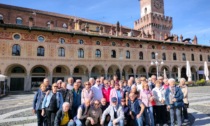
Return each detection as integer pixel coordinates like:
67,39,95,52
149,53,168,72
140,0,164,17
134,0,172,40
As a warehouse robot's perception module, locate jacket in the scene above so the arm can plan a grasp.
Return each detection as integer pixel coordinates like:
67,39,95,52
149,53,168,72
59,89,73,109
72,89,82,109
179,85,189,104
101,105,124,123
102,87,111,102
33,89,46,110
165,86,184,108
152,86,165,106
42,91,63,110
109,88,124,104
54,109,73,126
81,88,94,104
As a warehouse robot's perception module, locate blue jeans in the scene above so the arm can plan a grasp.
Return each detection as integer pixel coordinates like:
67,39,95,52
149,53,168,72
75,119,83,126
144,107,154,126
135,115,144,126
170,107,182,126
108,120,124,126
67,120,75,126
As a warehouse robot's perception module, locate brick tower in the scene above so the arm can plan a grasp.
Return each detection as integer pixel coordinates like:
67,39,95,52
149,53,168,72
134,0,173,40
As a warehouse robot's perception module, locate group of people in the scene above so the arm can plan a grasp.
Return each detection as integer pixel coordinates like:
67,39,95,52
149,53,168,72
33,75,189,126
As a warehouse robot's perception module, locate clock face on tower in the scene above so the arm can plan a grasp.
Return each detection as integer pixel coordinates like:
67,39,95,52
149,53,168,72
154,0,162,9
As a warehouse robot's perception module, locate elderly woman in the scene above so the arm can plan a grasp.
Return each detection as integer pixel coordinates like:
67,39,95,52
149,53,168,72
165,78,184,126
140,83,155,126
33,83,47,126
102,80,112,104
54,102,74,126
152,80,167,125
109,83,124,105
42,83,63,126
81,81,94,104
179,78,189,122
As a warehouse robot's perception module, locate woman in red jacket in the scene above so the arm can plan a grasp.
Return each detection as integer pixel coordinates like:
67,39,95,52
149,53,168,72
102,80,112,104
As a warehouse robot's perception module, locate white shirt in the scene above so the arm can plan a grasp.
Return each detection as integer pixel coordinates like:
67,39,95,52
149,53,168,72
67,84,73,90
91,84,103,101
137,83,142,92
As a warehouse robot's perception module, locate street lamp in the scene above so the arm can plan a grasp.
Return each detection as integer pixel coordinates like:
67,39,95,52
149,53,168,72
151,53,164,77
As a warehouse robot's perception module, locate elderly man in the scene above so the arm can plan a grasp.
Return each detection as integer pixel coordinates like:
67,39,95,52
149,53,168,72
75,98,91,126
43,78,51,91
67,77,74,90
54,102,74,126
165,78,184,126
101,97,124,126
89,78,95,87
76,79,83,90
72,82,82,117
157,76,164,85
57,80,62,90
59,82,73,110
91,78,103,101
149,75,156,90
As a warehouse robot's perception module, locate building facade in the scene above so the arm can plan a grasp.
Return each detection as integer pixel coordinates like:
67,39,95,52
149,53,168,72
0,1,210,91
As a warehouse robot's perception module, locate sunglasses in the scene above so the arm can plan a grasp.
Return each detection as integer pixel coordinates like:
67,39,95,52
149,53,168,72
86,84,90,86
53,86,58,88
97,81,100,82
94,103,100,105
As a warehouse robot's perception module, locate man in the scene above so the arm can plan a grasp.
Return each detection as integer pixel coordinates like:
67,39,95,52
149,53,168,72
57,80,62,90
125,79,133,93
128,92,145,126
67,77,74,90
54,102,74,126
101,97,124,126
86,100,102,126
129,76,135,84
43,78,51,91
91,78,103,101
157,76,164,85
72,82,82,117
121,98,130,126
165,78,184,126
75,98,91,126
101,98,109,112
113,75,119,84
89,78,95,87
100,76,105,85
59,82,73,110
149,75,156,90
76,79,83,90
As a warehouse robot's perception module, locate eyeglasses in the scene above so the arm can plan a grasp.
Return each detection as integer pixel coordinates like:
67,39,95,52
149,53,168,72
77,82,81,83
53,86,58,88
97,81,100,82
94,103,100,105
85,84,90,86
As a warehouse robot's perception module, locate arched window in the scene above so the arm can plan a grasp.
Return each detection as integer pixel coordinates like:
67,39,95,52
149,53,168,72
37,46,45,56
95,49,101,58
208,55,210,62
162,53,166,60
0,14,3,24
126,50,130,59
11,67,25,73
191,54,194,61
182,53,186,61
12,44,21,56
63,23,67,28
173,53,177,60
59,38,65,44
111,50,116,58
47,21,50,27
96,41,100,45
78,48,84,58
112,42,116,46
200,55,203,61
126,43,130,47
16,17,22,25
58,47,65,57
139,52,143,60
79,39,84,44
151,52,155,59
32,67,45,73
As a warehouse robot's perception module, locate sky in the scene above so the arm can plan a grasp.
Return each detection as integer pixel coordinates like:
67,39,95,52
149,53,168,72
0,0,210,45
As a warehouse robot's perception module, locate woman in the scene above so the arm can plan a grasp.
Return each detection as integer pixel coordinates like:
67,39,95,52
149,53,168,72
152,80,167,125
140,82,155,126
41,83,63,126
33,83,47,126
179,78,189,122
110,80,115,89
81,81,94,104
102,80,112,104
109,83,124,105
86,100,102,126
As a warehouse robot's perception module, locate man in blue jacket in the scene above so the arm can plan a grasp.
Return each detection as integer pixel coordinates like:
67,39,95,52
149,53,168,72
165,78,184,126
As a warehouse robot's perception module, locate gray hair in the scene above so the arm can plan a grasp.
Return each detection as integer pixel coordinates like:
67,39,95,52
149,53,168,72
180,78,186,82
62,102,70,107
168,78,175,83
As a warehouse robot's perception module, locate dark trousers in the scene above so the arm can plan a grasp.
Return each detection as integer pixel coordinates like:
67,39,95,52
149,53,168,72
154,105,167,124
46,110,57,126
182,103,189,120
36,110,47,126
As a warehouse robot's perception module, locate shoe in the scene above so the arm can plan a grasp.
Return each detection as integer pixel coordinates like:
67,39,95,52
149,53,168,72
156,124,160,126
163,124,168,126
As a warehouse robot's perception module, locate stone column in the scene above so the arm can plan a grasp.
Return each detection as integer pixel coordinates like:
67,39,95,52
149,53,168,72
26,72,31,91
49,72,53,85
